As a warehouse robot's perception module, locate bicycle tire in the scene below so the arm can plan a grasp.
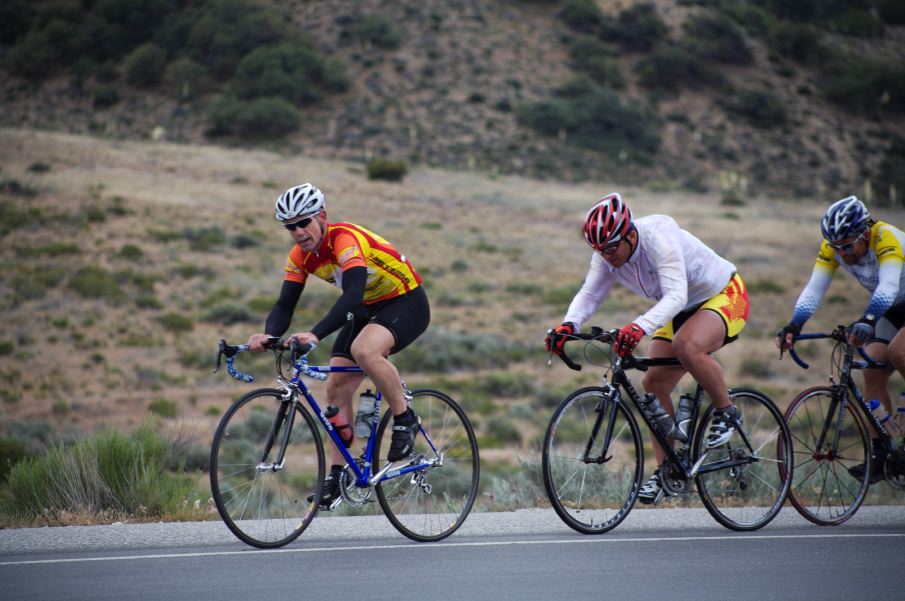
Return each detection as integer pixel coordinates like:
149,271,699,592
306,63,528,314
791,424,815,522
783,386,871,526
210,388,325,548
374,389,480,542
542,386,643,534
693,387,792,531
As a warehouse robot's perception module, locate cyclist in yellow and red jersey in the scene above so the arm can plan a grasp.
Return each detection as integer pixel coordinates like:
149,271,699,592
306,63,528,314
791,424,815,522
247,183,429,507
776,195,905,482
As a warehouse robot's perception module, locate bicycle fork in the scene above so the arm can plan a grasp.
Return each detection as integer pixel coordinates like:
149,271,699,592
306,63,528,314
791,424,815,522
257,394,297,473
582,386,620,464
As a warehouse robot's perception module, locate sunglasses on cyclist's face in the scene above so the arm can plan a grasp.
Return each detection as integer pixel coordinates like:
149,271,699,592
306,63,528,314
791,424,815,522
598,240,622,255
283,217,313,231
828,233,864,253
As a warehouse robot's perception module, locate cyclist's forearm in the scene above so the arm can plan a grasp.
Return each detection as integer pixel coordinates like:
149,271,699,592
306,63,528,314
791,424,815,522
264,280,305,336
311,266,367,340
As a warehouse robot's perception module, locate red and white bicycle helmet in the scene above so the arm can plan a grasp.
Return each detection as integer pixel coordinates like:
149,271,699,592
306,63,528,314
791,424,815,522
275,183,325,223
582,193,633,250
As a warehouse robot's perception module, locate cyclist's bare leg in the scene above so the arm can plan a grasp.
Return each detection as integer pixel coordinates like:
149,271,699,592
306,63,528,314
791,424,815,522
862,341,892,421
642,339,685,465
326,358,365,465
670,310,731,409
350,323,408,416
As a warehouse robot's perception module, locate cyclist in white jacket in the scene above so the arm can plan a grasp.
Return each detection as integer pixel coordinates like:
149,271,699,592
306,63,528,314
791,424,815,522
545,193,750,503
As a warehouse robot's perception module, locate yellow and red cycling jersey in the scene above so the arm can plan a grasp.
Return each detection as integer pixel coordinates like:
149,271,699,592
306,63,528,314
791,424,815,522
283,222,422,304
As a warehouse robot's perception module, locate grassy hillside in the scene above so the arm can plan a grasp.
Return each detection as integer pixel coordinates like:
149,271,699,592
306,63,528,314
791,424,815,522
2,127,904,522
2,0,905,201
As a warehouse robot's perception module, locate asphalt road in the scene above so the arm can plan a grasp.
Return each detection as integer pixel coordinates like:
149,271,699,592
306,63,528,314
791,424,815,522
2,506,904,601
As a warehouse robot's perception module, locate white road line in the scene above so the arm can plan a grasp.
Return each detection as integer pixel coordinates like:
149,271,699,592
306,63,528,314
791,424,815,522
2,533,904,567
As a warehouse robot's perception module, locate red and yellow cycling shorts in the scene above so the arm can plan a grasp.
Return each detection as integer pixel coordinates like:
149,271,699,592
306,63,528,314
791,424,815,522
652,274,749,344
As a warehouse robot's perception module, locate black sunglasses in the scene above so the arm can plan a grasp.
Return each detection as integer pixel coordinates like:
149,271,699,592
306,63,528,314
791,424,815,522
283,217,313,231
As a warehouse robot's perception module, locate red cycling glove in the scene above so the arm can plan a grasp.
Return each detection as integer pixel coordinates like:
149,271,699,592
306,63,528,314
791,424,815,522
615,322,644,357
545,323,575,355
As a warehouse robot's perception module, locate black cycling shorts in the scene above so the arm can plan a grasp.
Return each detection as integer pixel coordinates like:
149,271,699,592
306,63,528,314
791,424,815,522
331,286,430,359
874,302,905,343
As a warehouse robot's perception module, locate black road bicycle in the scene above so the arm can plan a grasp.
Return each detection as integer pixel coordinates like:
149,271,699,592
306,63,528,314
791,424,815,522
783,326,905,526
543,327,793,534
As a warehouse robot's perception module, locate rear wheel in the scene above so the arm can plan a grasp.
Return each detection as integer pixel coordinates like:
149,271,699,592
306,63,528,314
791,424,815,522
693,388,792,531
784,386,871,526
210,388,324,548
374,389,479,542
542,386,643,534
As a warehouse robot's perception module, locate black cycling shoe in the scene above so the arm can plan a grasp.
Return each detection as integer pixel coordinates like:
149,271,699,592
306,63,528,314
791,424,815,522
847,439,888,485
307,466,343,509
387,409,421,462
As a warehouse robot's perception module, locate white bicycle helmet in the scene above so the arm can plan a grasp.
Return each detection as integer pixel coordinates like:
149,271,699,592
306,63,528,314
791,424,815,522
275,183,325,222
820,196,870,242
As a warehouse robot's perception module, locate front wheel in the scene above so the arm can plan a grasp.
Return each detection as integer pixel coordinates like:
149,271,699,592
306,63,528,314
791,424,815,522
693,387,792,531
784,386,871,526
374,389,480,542
210,388,324,548
542,386,643,534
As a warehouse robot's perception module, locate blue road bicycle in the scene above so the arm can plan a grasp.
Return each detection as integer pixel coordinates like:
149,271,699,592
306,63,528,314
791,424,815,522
211,338,479,548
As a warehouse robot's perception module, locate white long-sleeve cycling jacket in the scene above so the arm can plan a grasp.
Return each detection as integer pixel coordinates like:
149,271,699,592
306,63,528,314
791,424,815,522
563,214,736,335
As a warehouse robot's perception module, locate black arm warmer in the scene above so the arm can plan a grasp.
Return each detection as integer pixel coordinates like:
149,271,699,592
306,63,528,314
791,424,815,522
311,266,368,340
264,280,305,337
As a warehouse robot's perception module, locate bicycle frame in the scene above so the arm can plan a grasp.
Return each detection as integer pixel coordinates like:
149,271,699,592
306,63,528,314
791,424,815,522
789,330,895,453
584,351,757,479
275,359,443,489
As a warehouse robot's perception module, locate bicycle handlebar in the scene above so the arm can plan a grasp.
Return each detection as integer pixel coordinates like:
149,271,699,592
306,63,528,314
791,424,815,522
547,326,650,372
784,325,885,370
214,337,325,383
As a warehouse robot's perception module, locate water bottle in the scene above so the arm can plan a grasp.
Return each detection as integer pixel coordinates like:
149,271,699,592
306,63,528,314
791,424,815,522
325,405,354,448
354,389,379,440
670,394,695,443
640,393,674,436
895,393,905,439
865,399,895,437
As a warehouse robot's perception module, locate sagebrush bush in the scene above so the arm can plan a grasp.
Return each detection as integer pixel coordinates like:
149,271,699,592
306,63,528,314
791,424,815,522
682,10,753,65
340,13,402,49
768,21,827,65
162,58,211,100
157,312,194,332
718,88,788,128
123,43,166,87
366,158,408,182
559,0,605,33
636,43,725,91
391,327,528,372
2,424,195,521
148,399,179,418
821,54,905,115
614,3,668,53
67,266,125,302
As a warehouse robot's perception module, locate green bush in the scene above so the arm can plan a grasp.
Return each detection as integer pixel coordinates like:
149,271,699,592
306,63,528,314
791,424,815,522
821,54,905,115
123,42,166,87
722,4,776,38
718,88,787,128
518,77,660,160
148,398,179,418
157,312,194,333
7,30,58,80
636,43,725,91
232,42,328,104
0,438,29,483
67,266,125,302
392,328,529,373
875,138,905,206
568,36,624,88
2,424,194,520
486,416,523,445
366,158,408,182
340,13,402,49
183,226,226,250
118,244,144,260
162,58,211,100
93,84,121,108
558,0,605,33
202,303,256,325
185,0,290,78
207,96,301,138
614,3,668,52
768,21,827,65
832,9,884,38
0,0,34,48
682,10,753,65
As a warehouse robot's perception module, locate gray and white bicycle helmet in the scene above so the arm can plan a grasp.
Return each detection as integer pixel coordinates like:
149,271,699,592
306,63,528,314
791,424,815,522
275,183,325,223
820,196,870,242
